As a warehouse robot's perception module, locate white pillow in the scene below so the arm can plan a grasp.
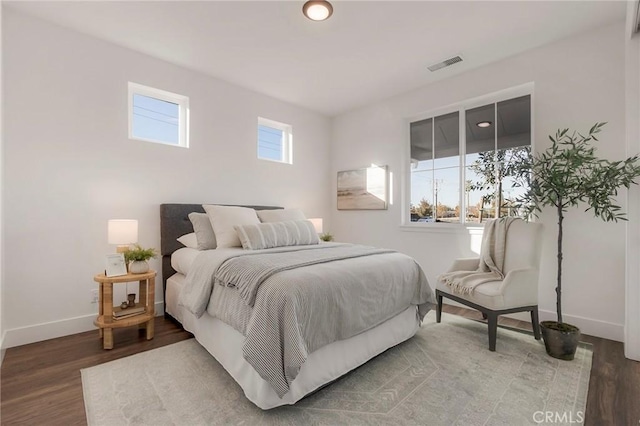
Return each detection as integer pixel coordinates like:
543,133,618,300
188,212,217,250
235,220,319,250
257,208,306,223
177,232,198,249
171,247,200,275
203,205,260,248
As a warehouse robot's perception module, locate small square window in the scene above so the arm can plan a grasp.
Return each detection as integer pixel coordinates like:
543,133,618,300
128,82,189,148
257,117,292,164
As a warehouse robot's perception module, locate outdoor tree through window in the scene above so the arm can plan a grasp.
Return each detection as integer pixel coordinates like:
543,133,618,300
409,93,531,224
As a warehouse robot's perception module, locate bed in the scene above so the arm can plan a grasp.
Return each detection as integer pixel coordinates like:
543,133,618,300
160,203,435,409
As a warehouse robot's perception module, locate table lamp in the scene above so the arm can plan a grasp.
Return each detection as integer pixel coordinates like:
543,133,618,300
108,219,138,253
309,218,323,234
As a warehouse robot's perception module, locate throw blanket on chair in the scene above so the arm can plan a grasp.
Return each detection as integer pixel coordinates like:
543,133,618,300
438,217,520,295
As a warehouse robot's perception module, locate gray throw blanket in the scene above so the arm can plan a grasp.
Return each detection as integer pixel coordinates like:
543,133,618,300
215,244,394,307
438,217,520,295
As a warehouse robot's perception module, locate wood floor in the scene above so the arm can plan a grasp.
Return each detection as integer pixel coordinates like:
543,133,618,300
1,306,638,425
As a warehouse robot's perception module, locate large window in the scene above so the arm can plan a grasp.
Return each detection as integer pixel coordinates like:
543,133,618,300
409,90,531,225
257,117,292,164
128,82,189,148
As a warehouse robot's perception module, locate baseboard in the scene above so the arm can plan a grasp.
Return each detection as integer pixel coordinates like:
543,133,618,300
2,301,165,349
443,301,624,342
0,331,6,366
528,310,622,342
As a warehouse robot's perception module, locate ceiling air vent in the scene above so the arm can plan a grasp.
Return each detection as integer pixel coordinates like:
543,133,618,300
427,55,463,72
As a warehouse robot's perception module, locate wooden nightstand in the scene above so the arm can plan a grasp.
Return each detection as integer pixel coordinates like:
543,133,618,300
93,270,156,350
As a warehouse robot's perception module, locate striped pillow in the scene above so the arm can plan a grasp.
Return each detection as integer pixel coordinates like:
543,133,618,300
234,220,320,250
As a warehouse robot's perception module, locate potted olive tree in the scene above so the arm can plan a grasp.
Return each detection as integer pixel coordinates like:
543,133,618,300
124,244,157,274
517,123,640,360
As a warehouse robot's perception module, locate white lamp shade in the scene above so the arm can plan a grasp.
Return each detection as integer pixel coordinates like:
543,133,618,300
309,218,323,234
108,219,138,245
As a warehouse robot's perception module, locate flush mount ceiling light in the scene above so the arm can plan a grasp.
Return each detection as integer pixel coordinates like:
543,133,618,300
303,0,333,21
476,121,492,128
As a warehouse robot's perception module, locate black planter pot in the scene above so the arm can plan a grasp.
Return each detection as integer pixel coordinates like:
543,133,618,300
540,321,581,360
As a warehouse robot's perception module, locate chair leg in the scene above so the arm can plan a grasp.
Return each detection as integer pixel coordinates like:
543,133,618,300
531,308,541,340
481,312,488,320
487,313,498,352
436,291,443,323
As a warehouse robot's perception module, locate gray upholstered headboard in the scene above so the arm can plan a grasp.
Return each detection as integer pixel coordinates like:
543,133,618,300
159,203,282,313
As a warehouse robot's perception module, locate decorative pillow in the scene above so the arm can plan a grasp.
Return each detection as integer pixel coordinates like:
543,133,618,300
257,208,306,223
235,220,320,250
203,205,260,248
176,232,198,249
188,212,217,250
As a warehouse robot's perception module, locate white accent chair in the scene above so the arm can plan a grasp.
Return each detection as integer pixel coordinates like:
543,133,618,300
436,220,543,351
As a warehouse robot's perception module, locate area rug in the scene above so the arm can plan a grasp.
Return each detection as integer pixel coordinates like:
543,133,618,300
81,312,592,425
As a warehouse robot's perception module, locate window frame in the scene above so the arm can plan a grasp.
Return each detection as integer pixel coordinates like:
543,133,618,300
257,117,293,165
402,83,534,230
128,82,189,148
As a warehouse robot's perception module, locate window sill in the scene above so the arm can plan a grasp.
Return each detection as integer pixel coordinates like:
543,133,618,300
258,157,292,165
399,223,485,234
129,135,188,148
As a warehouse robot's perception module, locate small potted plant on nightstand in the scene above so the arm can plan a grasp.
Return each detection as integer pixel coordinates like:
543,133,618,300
517,122,640,360
124,244,157,274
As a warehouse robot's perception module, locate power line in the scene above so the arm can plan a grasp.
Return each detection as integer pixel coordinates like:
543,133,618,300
133,113,178,126
134,104,178,119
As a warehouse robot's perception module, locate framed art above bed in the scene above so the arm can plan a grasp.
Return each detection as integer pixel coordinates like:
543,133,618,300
337,165,388,210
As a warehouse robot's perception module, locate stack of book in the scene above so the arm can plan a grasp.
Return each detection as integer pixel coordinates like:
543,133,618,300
112,306,145,320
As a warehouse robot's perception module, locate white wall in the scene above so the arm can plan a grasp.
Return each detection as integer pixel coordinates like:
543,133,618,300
0,1,5,364
625,1,640,360
2,9,332,347
331,22,627,341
